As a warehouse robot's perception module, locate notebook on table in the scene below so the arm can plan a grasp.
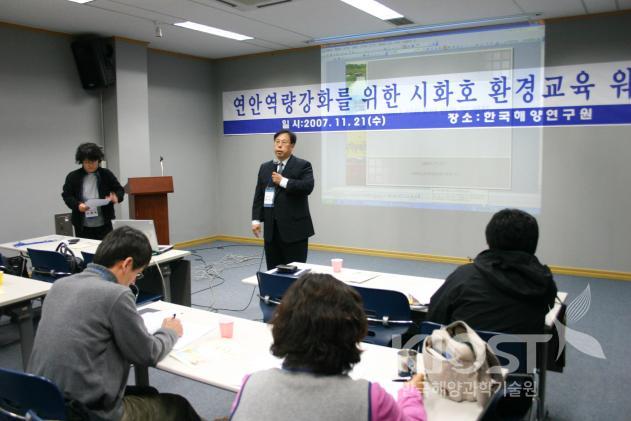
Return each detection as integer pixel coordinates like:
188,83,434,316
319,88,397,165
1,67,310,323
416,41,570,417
112,219,174,255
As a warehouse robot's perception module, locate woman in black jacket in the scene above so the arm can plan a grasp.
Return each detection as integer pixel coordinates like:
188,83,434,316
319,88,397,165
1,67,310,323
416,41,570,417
62,143,124,240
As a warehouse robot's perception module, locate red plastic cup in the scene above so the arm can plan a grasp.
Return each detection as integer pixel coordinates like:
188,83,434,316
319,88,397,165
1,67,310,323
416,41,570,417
219,320,234,338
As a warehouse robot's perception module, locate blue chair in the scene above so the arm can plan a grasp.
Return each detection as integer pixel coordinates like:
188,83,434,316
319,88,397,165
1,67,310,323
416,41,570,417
0,367,66,420
27,248,73,283
477,373,534,421
0,253,8,273
129,283,163,306
80,251,94,265
25,411,44,421
256,271,299,323
352,286,414,347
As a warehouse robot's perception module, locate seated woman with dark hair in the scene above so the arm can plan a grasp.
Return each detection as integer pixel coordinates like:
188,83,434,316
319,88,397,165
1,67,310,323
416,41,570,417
230,273,426,421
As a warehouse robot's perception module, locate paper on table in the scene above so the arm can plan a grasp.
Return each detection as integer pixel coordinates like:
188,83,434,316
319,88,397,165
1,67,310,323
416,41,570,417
334,270,379,284
141,310,216,351
268,268,311,277
85,198,111,208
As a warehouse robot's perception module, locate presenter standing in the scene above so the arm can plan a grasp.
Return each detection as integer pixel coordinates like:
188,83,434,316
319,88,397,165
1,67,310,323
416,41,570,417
62,142,124,240
252,130,314,269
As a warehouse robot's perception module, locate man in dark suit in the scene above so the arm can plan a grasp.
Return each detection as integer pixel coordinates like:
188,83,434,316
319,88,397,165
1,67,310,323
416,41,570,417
252,129,315,269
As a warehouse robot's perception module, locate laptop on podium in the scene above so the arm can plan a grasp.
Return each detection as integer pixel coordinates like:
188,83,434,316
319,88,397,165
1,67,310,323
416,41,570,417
112,219,174,255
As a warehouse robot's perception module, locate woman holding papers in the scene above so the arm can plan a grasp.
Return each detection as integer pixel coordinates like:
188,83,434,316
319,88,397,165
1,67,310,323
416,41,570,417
230,273,427,421
62,142,124,240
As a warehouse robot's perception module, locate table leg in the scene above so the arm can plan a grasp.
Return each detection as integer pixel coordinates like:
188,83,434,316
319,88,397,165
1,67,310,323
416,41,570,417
139,259,191,306
9,302,35,370
538,340,549,420
135,365,149,387
170,259,191,307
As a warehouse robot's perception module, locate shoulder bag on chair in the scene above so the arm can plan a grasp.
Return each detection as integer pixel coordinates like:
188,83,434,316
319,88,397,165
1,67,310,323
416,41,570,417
422,320,503,406
56,243,86,274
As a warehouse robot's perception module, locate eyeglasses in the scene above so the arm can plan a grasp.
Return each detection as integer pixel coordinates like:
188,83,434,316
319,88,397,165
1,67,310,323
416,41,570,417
274,140,291,146
136,272,144,280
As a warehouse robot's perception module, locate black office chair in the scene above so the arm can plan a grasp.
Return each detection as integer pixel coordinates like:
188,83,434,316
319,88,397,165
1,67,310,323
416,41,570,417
0,367,66,420
27,248,74,283
352,285,414,347
256,271,299,323
0,253,27,278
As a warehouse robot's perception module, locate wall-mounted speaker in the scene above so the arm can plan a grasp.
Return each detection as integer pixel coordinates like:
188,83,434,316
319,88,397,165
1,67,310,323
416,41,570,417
70,37,115,90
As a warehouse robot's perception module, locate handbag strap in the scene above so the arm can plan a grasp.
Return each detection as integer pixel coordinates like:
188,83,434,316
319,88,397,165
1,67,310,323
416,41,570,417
56,242,78,273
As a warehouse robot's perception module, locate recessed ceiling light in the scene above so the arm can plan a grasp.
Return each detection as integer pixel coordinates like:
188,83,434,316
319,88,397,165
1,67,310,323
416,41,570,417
67,0,94,4
174,21,253,41
339,0,403,21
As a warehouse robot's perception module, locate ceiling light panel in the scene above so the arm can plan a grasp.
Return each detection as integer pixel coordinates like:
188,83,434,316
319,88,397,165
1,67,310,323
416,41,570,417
174,21,253,41
339,0,403,20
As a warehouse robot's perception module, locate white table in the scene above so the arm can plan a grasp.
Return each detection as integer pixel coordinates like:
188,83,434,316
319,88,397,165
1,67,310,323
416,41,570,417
0,235,192,306
140,300,489,421
0,273,51,369
243,262,567,420
242,262,445,309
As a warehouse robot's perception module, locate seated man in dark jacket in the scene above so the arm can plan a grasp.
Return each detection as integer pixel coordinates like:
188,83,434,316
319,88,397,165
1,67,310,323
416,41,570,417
426,208,558,334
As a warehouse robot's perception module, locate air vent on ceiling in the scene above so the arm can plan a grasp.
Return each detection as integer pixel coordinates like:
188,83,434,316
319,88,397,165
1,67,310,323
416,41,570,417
387,17,414,26
214,0,300,11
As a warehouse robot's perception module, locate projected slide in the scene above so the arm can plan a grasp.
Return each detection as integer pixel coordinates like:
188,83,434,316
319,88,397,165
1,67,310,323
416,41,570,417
320,24,545,212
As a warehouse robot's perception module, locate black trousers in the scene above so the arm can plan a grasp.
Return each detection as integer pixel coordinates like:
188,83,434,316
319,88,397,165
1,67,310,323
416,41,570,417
264,223,308,270
75,221,113,240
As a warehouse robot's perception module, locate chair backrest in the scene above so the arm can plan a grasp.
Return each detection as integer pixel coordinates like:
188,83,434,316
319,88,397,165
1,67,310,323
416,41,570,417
0,252,8,273
476,373,533,421
352,285,412,325
475,329,531,375
256,271,299,323
26,410,44,421
27,248,73,283
0,367,66,420
81,251,94,265
352,286,413,347
420,321,533,374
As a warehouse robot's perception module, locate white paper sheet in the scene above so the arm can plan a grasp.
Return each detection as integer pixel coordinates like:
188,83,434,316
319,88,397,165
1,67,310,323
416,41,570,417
141,310,216,350
85,198,111,208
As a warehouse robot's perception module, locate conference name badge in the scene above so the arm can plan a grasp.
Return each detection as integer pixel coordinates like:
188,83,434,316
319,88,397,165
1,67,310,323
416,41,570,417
264,187,275,208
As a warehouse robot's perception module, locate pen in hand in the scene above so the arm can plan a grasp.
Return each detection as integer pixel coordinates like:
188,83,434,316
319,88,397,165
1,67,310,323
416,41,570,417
172,313,177,319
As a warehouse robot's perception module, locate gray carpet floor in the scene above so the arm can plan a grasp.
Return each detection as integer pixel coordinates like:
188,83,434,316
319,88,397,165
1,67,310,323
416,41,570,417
1,240,629,420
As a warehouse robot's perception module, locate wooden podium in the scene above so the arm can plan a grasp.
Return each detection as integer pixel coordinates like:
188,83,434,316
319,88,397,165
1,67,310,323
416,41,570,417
125,176,174,244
